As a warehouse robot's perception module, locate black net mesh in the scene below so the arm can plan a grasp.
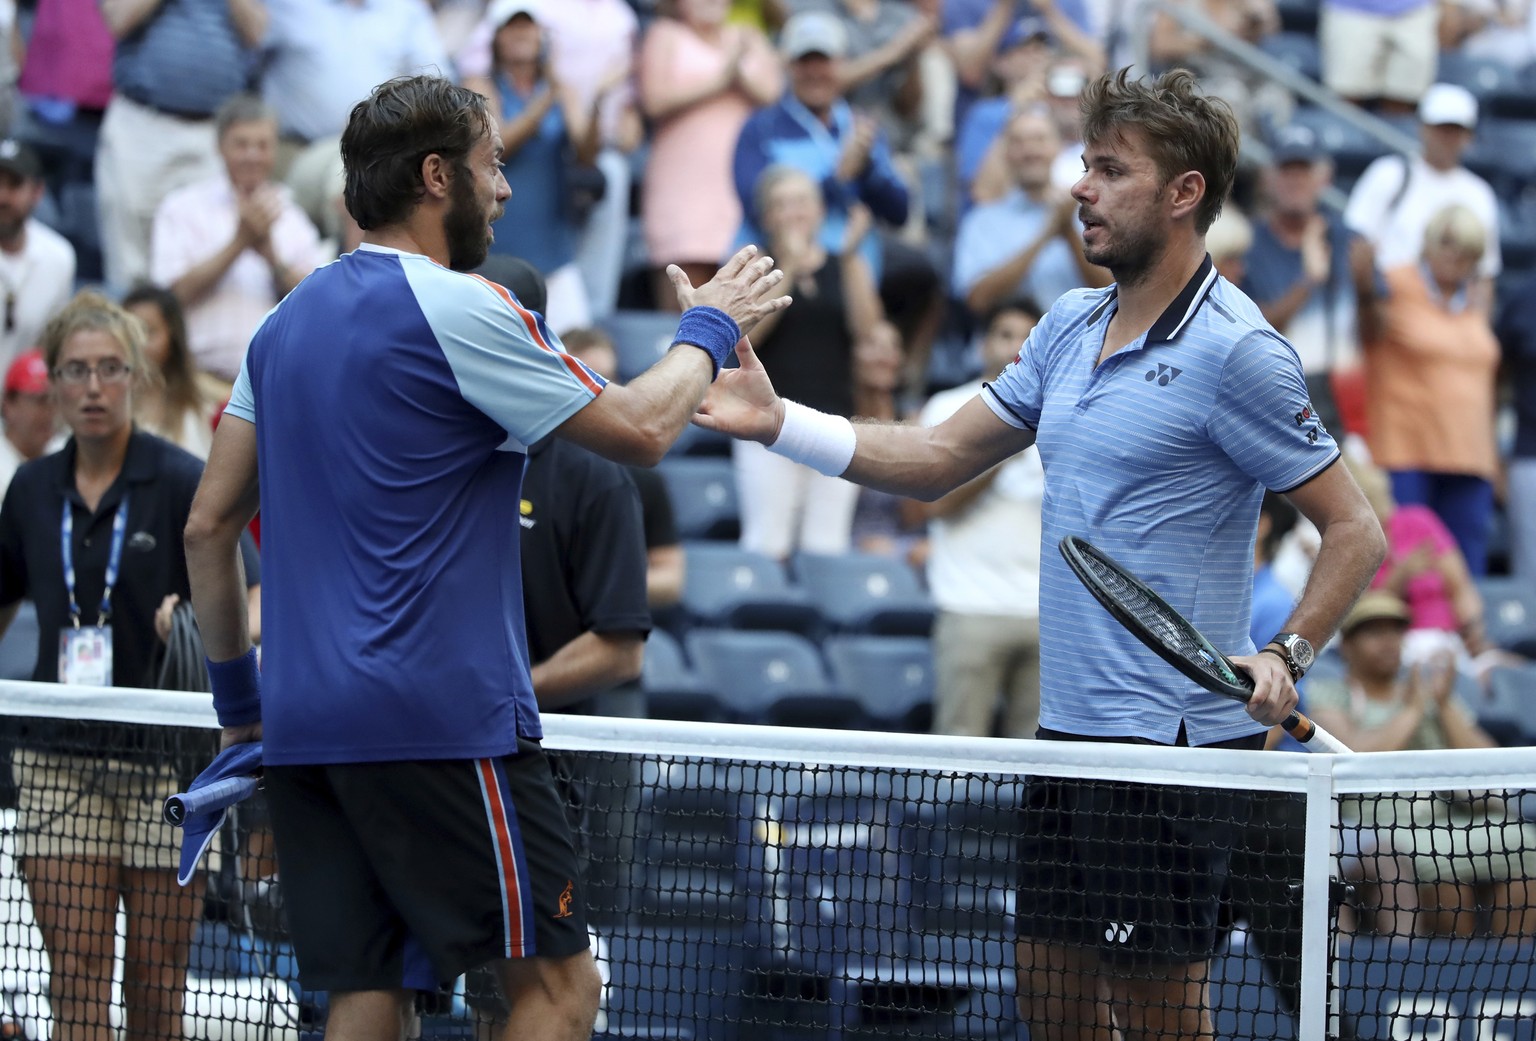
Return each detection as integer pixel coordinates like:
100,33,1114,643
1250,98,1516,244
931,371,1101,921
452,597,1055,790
0,710,1529,1040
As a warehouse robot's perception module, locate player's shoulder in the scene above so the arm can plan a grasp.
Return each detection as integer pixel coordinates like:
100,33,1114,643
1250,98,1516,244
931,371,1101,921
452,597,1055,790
1037,284,1115,339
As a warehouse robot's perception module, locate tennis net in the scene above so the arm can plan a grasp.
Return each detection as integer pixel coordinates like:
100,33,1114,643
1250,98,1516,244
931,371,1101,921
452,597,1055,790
0,680,1532,1040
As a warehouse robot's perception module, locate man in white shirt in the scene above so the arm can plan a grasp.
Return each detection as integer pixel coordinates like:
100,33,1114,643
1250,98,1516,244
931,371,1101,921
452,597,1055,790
0,349,61,492
150,94,328,382
1344,83,1501,314
919,297,1046,738
0,139,75,370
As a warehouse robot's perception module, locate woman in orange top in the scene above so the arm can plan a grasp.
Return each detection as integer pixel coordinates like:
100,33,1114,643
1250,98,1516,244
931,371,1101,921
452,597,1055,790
1364,204,1500,574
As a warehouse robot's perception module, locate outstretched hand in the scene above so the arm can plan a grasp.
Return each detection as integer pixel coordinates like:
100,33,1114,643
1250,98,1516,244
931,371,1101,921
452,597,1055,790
668,245,792,340
694,336,785,444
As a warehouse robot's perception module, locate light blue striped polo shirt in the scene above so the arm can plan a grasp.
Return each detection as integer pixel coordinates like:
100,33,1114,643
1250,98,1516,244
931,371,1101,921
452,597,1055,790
982,255,1339,745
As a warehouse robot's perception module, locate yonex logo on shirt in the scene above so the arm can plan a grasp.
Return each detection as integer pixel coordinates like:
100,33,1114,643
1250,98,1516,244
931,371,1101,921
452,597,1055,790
1145,363,1182,386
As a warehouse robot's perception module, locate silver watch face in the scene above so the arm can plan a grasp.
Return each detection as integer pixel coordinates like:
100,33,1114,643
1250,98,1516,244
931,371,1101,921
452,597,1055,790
1287,635,1315,671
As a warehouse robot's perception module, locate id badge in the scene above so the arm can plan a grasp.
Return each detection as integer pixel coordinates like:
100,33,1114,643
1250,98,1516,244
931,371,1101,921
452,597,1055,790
59,625,113,686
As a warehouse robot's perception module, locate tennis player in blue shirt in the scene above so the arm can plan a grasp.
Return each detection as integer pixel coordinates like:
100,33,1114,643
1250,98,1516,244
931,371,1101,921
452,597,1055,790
183,74,787,1041
700,68,1387,1041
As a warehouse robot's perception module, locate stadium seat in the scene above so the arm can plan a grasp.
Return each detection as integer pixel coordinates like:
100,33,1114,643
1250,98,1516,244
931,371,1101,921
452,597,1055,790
1208,930,1296,1041
599,309,681,381
678,543,821,635
657,459,739,541
1286,106,1394,185
1489,62,1536,119
1259,32,1321,82
1481,665,1536,745
1465,119,1536,196
641,630,727,723
822,634,935,732
898,775,1025,940
1436,52,1518,103
1274,0,1319,34
684,628,862,727
1476,575,1536,655
1338,935,1536,1041
789,551,935,636
595,928,746,1041
629,760,765,929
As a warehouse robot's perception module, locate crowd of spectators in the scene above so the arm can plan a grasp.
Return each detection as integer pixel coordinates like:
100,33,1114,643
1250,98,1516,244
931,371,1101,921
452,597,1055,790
0,0,1530,959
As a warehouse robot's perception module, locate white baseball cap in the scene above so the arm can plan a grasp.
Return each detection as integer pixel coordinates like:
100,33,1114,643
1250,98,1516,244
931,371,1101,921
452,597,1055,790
1418,83,1478,129
780,12,849,60
487,0,541,28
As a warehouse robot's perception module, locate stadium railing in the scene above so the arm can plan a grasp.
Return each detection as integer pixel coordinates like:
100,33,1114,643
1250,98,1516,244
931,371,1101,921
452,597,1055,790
0,680,1532,1040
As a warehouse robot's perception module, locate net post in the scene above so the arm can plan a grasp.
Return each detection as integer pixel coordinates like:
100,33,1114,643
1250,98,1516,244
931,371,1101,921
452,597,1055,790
1299,754,1337,1040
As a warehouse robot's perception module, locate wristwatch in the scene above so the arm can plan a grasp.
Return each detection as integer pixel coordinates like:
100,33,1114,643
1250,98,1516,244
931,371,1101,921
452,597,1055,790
1265,632,1315,680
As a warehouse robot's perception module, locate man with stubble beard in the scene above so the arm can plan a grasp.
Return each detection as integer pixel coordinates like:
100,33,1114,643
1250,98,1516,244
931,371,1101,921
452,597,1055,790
183,74,789,1041
0,139,74,369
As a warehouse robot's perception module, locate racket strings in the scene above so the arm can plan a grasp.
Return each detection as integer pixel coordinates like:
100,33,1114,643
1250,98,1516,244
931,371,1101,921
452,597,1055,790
1078,553,1240,686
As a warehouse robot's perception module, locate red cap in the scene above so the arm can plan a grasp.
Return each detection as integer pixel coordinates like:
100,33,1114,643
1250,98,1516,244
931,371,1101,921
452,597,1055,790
4,349,49,396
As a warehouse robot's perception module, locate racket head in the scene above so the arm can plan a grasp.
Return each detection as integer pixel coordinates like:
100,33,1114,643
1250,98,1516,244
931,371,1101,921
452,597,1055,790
1058,535,1255,703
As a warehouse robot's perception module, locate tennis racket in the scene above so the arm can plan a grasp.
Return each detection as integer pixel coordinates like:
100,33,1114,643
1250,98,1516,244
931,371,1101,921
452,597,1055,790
164,775,260,826
1058,535,1351,753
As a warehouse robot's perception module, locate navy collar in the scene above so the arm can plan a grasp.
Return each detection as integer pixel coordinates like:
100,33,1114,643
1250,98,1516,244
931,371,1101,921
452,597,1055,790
1085,254,1219,344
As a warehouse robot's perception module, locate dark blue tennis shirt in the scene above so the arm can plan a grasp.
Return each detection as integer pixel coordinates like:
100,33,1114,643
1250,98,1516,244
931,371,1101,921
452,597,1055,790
225,245,605,766
983,255,1339,745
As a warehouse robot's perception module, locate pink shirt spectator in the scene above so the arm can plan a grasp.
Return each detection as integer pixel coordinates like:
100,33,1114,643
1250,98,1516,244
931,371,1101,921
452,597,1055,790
639,16,782,267
18,0,114,109
457,0,638,143
150,177,328,381
1372,504,1461,632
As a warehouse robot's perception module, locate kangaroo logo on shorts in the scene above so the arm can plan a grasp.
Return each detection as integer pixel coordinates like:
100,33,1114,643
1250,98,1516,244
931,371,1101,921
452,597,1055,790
554,880,575,919
1104,921,1135,944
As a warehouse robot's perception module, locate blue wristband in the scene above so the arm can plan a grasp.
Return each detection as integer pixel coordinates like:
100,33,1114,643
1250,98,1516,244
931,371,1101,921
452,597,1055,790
673,306,741,378
207,648,261,727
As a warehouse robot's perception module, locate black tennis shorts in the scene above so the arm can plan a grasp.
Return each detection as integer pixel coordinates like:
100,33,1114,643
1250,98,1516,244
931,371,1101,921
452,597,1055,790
1015,726,1264,966
263,737,590,992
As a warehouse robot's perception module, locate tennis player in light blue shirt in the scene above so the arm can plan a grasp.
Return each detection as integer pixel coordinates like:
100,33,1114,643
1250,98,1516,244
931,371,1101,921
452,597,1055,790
700,66,1387,1041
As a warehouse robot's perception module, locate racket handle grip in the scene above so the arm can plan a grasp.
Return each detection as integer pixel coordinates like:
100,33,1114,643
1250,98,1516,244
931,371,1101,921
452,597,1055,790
163,775,259,826
1281,710,1352,753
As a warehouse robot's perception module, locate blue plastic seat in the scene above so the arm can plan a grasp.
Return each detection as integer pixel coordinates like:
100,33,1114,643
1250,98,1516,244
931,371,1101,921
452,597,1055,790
1476,575,1536,655
897,775,1024,940
684,628,861,727
641,630,727,723
790,551,935,636
822,634,935,732
594,927,746,1040
657,459,739,542
599,309,682,380
679,543,820,635
1481,665,1536,745
1337,935,1536,1040
1259,32,1321,81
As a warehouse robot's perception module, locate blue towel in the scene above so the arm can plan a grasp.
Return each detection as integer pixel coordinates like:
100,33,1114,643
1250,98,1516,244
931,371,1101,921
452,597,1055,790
174,742,263,886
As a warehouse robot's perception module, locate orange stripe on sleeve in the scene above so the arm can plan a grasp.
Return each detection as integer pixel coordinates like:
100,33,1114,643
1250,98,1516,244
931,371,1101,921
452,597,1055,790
465,273,604,396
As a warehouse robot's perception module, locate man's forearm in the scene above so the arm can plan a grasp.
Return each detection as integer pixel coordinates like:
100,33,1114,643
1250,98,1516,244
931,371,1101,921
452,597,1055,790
1280,510,1385,648
186,535,252,662
100,0,166,38
531,631,644,710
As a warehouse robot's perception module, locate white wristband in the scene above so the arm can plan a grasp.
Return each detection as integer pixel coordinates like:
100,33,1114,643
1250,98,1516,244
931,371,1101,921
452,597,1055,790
769,400,857,477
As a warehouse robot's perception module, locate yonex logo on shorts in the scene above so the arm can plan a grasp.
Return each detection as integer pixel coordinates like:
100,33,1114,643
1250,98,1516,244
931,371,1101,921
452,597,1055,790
1144,364,1182,387
1104,922,1135,943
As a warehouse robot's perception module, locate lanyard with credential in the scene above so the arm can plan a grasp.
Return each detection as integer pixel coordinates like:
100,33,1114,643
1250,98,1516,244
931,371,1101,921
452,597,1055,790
62,494,129,628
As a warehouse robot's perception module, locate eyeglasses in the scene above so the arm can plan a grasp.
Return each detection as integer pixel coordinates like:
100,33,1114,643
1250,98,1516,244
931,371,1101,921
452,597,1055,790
54,360,132,386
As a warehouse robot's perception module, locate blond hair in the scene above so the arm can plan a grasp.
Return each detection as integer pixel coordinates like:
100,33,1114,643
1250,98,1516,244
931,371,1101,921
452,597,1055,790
1422,204,1486,258
41,290,154,391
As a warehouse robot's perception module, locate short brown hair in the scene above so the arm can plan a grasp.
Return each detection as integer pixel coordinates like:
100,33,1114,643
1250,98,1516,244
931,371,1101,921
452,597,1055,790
341,75,493,231
1080,67,1240,233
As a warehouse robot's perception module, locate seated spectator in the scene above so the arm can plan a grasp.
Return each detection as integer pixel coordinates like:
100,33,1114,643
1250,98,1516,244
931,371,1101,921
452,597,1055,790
0,291,259,1041
639,0,782,311
0,138,75,369
953,107,1103,317
1347,453,1510,676
1319,0,1437,113
562,326,685,610
0,349,61,492
150,95,328,384
122,285,225,459
1363,204,1499,575
943,0,1102,130
1441,0,1535,68
1146,0,1282,129
1345,84,1500,315
1309,592,1536,939
1205,203,1253,284
465,0,598,334
965,49,1097,206
732,165,881,559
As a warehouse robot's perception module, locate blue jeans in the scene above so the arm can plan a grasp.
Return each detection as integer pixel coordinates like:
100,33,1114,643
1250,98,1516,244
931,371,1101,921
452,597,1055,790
1388,470,1494,576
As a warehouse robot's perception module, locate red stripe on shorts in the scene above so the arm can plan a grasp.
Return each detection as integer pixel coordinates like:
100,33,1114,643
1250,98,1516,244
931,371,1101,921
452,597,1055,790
476,757,526,958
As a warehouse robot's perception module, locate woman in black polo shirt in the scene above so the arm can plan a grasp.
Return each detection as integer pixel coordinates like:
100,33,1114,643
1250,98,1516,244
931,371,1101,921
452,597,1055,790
0,290,257,1041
